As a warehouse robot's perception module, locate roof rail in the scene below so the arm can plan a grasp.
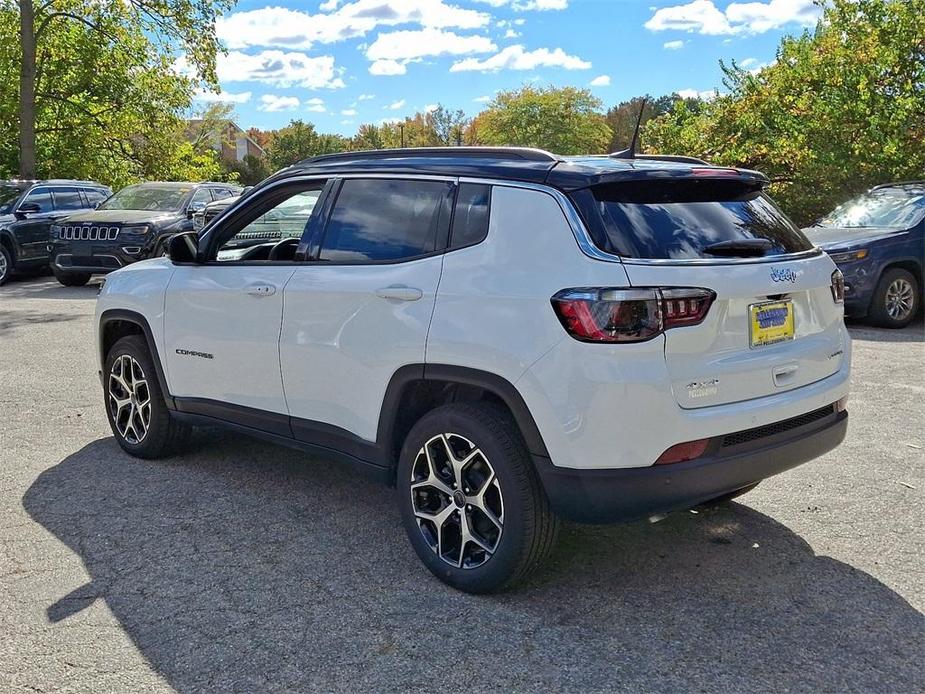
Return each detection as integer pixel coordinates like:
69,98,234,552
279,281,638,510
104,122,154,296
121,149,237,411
299,146,560,167
632,153,710,165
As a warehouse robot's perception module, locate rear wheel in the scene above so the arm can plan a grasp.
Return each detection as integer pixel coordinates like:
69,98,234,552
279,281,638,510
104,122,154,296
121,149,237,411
104,335,190,458
0,245,12,285
397,403,559,594
52,266,91,287
869,268,918,328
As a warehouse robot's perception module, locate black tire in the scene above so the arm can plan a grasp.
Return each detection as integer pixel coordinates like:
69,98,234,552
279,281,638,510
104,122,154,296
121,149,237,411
52,266,92,287
104,335,191,459
698,482,760,508
868,268,919,328
0,244,12,286
397,402,559,594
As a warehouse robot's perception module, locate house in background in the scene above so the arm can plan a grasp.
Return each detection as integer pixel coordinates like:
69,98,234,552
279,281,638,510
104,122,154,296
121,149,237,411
186,119,266,163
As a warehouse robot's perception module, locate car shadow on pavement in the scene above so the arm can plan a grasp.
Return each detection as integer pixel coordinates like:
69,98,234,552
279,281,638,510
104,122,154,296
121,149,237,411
0,308,82,336
0,276,103,300
24,435,924,693
846,318,924,343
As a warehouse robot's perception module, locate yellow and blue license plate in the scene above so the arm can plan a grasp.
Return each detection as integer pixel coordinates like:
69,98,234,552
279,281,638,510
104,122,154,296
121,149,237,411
749,300,794,348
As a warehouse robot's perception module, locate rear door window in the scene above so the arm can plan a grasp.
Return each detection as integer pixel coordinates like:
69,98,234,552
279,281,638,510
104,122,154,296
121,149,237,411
82,188,108,207
52,187,84,211
571,178,814,260
319,179,453,262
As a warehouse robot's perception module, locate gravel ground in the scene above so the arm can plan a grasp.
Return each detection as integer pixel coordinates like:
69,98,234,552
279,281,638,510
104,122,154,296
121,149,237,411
1,275,923,693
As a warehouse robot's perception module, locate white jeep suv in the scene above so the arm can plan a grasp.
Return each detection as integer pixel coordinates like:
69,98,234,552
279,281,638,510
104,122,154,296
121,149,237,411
95,148,851,593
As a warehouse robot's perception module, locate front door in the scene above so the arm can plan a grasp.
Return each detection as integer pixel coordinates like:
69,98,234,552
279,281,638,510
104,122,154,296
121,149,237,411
13,186,59,261
162,182,328,429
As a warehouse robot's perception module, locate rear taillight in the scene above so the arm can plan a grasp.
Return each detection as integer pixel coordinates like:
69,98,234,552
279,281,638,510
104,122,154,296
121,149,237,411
831,269,845,304
550,287,715,343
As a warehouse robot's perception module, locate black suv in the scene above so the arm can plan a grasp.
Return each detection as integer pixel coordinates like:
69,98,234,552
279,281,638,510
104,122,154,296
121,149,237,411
50,181,241,286
0,179,111,285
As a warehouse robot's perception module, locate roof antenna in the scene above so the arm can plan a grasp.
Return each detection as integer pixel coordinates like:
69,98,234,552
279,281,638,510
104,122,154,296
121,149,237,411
610,98,647,159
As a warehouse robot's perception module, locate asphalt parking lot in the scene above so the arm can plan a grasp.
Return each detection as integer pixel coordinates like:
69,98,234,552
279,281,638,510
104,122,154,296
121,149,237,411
1,275,923,693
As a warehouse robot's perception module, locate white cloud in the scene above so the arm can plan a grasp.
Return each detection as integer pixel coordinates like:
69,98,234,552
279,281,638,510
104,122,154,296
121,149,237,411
358,93,375,100
504,29,520,38
369,59,407,76
645,0,820,36
474,0,566,8
424,103,439,112
306,97,327,112
217,50,345,89
663,40,685,49
320,0,339,10
341,108,358,116
739,57,759,67
450,44,591,72
513,18,526,25
473,95,491,103
365,29,496,74
194,89,252,104
386,99,406,110
258,94,300,112
216,1,490,51
589,74,610,87
676,88,718,100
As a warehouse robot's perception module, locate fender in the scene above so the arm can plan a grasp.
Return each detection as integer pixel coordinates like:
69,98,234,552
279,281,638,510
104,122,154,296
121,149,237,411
0,228,20,260
97,309,174,409
376,363,550,460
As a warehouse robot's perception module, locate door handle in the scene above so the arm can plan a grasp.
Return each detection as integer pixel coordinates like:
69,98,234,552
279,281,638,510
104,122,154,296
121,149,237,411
375,285,423,301
245,283,276,297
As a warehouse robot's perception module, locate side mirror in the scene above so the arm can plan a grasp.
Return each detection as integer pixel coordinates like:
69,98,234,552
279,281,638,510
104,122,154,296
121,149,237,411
167,231,200,263
15,201,40,218
187,201,206,219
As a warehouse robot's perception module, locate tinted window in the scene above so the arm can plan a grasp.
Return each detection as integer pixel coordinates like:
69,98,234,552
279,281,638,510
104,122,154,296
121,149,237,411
21,187,53,213
450,184,491,249
320,179,452,262
82,188,108,207
573,179,813,260
52,187,84,211
212,188,234,201
0,184,27,214
190,188,213,207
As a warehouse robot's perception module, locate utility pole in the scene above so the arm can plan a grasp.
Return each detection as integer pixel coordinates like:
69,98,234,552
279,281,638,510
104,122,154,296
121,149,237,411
399,123,405,148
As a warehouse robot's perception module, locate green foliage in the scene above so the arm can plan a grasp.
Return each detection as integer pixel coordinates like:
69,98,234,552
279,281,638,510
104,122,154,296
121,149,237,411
266,120,349,169
644,0,925,225
474,85,611,155
605,94,701,152
2,0,232,186
223,154,272,186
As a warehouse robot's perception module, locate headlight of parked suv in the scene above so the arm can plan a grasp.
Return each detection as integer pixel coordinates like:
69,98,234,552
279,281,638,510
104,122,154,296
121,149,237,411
828,249,868,263
121,224,150,236
51,225,60,239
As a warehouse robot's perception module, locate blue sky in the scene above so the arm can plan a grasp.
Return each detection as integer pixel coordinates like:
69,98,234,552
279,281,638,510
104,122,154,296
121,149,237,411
190,0,822,134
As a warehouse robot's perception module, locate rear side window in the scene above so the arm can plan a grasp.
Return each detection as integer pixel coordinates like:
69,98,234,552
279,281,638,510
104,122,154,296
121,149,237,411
52,187,84,211
82,188,108,207
450,184,491,249
320,179,452,262
572,179,814,260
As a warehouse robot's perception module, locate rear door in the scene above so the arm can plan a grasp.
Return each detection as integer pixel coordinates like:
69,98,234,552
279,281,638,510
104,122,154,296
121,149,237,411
579,176,847,409
280,176,453,443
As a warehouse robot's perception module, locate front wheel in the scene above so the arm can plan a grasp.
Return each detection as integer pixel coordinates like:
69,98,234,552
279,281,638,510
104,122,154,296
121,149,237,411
0,245,11,285
52,266,91,287
104,335,190,458
397,403,559,594
868,268,918,328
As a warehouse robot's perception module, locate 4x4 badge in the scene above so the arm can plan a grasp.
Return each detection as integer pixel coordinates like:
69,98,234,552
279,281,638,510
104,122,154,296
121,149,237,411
770,267,797,283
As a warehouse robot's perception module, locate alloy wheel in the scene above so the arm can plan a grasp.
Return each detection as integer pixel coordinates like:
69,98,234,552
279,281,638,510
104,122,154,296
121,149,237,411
108,354,152,444
410,433,504,569
885,278,915,321
0,250,8,281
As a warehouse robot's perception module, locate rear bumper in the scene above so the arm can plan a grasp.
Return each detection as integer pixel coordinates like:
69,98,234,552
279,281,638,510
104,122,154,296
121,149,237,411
535,406,847,523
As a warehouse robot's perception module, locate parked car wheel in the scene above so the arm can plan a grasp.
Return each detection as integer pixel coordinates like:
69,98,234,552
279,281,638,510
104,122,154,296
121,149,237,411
397,403,559,594
52,267,92,287
869,268,918,328
104,335,190,459
0,245,11,285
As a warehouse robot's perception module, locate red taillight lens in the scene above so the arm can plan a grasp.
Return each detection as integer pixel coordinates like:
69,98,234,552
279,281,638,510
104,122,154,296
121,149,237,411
655,438,710,465
551,287,715,343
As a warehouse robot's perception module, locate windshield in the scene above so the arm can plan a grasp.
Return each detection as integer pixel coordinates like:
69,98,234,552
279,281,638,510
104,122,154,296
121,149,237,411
0,184,25,214
100,184,192,212
818,187,925,229
572,178,813,260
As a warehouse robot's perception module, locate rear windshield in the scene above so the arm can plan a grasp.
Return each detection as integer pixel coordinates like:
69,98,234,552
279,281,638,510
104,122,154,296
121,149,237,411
571,179,814,260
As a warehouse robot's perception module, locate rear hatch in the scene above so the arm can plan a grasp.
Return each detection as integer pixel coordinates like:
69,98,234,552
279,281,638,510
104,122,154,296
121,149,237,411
571,172,846,409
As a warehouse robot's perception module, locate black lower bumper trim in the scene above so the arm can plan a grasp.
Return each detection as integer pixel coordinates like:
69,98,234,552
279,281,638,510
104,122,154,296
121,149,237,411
535,409,848,524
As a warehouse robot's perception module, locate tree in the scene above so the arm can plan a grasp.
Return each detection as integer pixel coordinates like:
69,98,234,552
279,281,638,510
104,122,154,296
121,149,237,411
429,105,468,146
475,85,611,155
246,127,273,151
644,0,925,225
13,0,231,179
266,120,348,169
224,154,272,186
605,94,700,152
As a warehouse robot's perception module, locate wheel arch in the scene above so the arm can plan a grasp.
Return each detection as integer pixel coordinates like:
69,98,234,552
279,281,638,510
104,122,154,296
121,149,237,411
98,309,174,408
377,364,550,484
880,257,922,288
0,228,18,262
